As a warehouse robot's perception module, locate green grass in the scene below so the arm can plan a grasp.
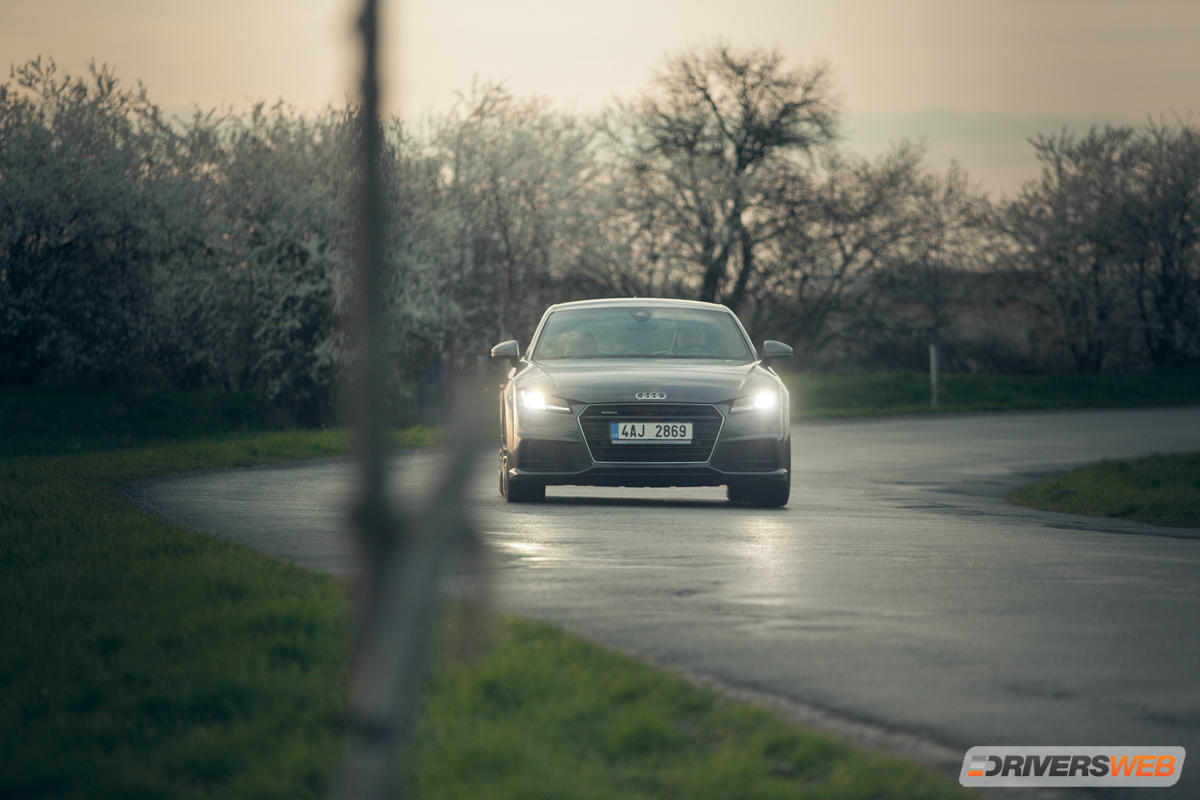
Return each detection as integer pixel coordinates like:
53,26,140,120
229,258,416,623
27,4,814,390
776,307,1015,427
0,390,975,799
0,433,354,799
1010,452,1200,528
784,371,1200,419
416,613,971,799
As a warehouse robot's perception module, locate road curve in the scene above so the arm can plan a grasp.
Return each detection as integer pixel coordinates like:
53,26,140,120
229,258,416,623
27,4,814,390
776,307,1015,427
128,406,1200,790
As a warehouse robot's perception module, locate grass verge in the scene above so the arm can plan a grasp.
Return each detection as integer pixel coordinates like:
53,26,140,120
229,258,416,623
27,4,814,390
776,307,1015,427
1,424,974,798
785,371,1200,419
1009,452,1200,528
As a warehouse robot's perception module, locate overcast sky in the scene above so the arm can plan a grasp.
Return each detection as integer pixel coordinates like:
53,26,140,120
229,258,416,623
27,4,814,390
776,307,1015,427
4,0,1199,195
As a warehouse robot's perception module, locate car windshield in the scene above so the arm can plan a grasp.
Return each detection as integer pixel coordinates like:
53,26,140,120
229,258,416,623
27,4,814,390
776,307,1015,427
533,306,754,361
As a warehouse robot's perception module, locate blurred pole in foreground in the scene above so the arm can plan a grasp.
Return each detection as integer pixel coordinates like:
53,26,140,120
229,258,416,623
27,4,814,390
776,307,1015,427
929,341,941,409
334,1,487,797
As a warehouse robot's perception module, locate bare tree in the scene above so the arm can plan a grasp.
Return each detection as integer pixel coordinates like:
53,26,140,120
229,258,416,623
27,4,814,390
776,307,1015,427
1001,127,1137,372
753,143,924,357
877,162,994,362
611,43,838,312
1120,120,1200,368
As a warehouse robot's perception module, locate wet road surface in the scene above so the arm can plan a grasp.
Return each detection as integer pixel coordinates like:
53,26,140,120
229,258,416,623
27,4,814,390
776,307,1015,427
129,406,1200,790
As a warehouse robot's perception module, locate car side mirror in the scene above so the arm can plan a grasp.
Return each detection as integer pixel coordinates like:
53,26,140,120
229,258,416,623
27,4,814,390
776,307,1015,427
761,340,793,365
490,339,520,366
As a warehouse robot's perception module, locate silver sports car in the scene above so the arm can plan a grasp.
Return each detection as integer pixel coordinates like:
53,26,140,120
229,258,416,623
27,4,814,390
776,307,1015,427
490,298,793,506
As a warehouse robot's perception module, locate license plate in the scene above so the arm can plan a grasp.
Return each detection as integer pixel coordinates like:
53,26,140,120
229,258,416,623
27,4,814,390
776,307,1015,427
610,421,692,443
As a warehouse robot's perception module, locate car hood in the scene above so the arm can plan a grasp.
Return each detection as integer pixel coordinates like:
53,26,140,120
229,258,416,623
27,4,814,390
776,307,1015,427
520,359,771,404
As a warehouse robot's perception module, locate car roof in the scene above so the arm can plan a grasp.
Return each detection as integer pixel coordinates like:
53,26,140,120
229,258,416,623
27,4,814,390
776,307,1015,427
546,297,735,313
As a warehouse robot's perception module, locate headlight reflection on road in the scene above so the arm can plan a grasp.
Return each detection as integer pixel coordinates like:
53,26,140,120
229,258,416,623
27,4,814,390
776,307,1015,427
497,539,561,564
729,513,800,600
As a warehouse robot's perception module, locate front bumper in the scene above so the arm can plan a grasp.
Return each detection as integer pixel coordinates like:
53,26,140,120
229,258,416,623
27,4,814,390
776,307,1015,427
509,462,789,488
509,401,789,487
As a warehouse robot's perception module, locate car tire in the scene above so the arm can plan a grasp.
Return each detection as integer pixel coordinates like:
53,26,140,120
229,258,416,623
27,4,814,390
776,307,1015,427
505,475,545,503
500,456,545,503
726,438,791,507
728,478,789,507
752,478,790,507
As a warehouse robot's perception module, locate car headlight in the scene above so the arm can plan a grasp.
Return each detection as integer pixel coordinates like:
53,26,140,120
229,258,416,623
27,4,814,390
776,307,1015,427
730,390,778,414
519,389,571,413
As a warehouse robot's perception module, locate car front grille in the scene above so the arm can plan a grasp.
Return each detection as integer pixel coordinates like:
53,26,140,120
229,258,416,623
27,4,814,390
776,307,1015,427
579,404,723,463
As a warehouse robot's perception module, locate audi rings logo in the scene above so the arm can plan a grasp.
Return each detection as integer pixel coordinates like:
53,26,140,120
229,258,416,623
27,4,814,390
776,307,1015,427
635,391,667,400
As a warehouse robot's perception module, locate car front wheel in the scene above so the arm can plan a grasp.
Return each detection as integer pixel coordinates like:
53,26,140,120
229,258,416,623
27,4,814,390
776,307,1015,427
727,478,790,507
500,453,545,503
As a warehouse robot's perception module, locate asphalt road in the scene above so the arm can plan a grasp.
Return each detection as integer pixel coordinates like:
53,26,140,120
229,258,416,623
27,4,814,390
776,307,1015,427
129,406,1200,791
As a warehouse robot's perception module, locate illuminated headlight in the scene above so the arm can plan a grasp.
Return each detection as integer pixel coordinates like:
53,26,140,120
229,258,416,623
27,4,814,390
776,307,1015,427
731,390,778,413
519,389,571,413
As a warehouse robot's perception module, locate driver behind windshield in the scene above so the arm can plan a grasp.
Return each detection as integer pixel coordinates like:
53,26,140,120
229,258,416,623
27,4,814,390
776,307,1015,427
553,329,598,357
671,322,708,355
